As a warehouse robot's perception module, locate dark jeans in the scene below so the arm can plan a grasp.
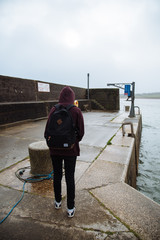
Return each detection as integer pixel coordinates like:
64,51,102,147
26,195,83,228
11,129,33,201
51,155,77,209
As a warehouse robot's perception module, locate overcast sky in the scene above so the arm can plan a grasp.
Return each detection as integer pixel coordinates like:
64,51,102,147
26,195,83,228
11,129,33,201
0,0,160,93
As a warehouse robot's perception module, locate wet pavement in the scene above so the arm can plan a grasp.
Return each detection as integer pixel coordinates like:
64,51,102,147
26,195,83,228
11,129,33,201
0,111,142,239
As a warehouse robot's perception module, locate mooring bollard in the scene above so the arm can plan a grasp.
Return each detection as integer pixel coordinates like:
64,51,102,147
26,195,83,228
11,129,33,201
28,141,52,174
125,106,130,112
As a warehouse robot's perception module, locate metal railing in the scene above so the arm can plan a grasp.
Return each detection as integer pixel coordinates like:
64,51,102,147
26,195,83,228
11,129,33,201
134,106,140,115
122,122,135,137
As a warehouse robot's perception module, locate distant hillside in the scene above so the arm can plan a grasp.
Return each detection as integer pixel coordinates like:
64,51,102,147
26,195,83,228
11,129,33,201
121,92,160,99
135,92,160,99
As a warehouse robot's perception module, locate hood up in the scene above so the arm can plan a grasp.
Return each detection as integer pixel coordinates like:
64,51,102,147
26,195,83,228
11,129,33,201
59,86,75,106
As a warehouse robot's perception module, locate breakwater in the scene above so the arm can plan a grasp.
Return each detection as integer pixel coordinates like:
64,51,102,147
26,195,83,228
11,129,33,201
0,75,119,126
77,111,160,240
121,98,160,205
0,110,160,239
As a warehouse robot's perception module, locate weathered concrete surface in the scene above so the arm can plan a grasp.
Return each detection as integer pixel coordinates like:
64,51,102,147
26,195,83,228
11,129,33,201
0,158,90,198
0,111,159,240
77,160,124,190
0,186,137,240
0,120,46,171
0,111,138,240
91,182,160,240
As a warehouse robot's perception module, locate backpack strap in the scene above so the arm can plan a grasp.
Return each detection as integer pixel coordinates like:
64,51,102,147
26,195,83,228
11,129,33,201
54,104,60,110
66,104,76,111
54,104,75,111
54,103,76,110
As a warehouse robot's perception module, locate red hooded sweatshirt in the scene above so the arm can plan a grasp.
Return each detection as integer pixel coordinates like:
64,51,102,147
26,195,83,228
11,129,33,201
44,86,84,156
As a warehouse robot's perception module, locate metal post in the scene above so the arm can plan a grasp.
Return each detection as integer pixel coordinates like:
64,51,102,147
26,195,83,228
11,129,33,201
87,73,89,99
129,82,135,118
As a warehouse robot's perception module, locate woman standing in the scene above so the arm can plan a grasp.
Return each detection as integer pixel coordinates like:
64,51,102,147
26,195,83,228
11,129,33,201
44,86,84,217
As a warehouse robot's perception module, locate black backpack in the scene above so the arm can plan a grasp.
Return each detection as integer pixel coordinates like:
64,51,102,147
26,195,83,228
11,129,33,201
46,104,76,149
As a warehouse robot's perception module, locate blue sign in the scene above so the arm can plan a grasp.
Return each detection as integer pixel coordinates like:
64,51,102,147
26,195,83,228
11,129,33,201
124,85,131,97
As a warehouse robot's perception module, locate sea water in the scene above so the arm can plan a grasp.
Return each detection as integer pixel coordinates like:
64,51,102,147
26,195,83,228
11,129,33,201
120,98,160,204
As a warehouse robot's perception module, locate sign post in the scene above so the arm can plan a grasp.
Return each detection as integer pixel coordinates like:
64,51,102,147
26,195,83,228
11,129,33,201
128,82,135,117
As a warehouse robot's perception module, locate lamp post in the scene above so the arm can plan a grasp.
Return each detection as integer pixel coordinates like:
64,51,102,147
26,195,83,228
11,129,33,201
87,73,89,100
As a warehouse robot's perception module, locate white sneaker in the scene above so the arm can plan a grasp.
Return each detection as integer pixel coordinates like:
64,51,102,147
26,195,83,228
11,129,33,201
54,200,61,209
67,207,75,218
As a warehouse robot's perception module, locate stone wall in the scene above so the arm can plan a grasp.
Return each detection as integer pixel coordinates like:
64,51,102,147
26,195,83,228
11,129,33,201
0,102,54,125
0,75,119,126
89,88,119,111
0,75,88,125
0,100,92,126
0,75,86,102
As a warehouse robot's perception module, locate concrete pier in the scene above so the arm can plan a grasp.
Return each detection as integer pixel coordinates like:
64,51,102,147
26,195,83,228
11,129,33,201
0,111,160,240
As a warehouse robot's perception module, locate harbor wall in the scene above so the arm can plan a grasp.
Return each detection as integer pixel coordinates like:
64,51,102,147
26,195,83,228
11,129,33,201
90,112,160,240
0,75,119,126
90,88,119,111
